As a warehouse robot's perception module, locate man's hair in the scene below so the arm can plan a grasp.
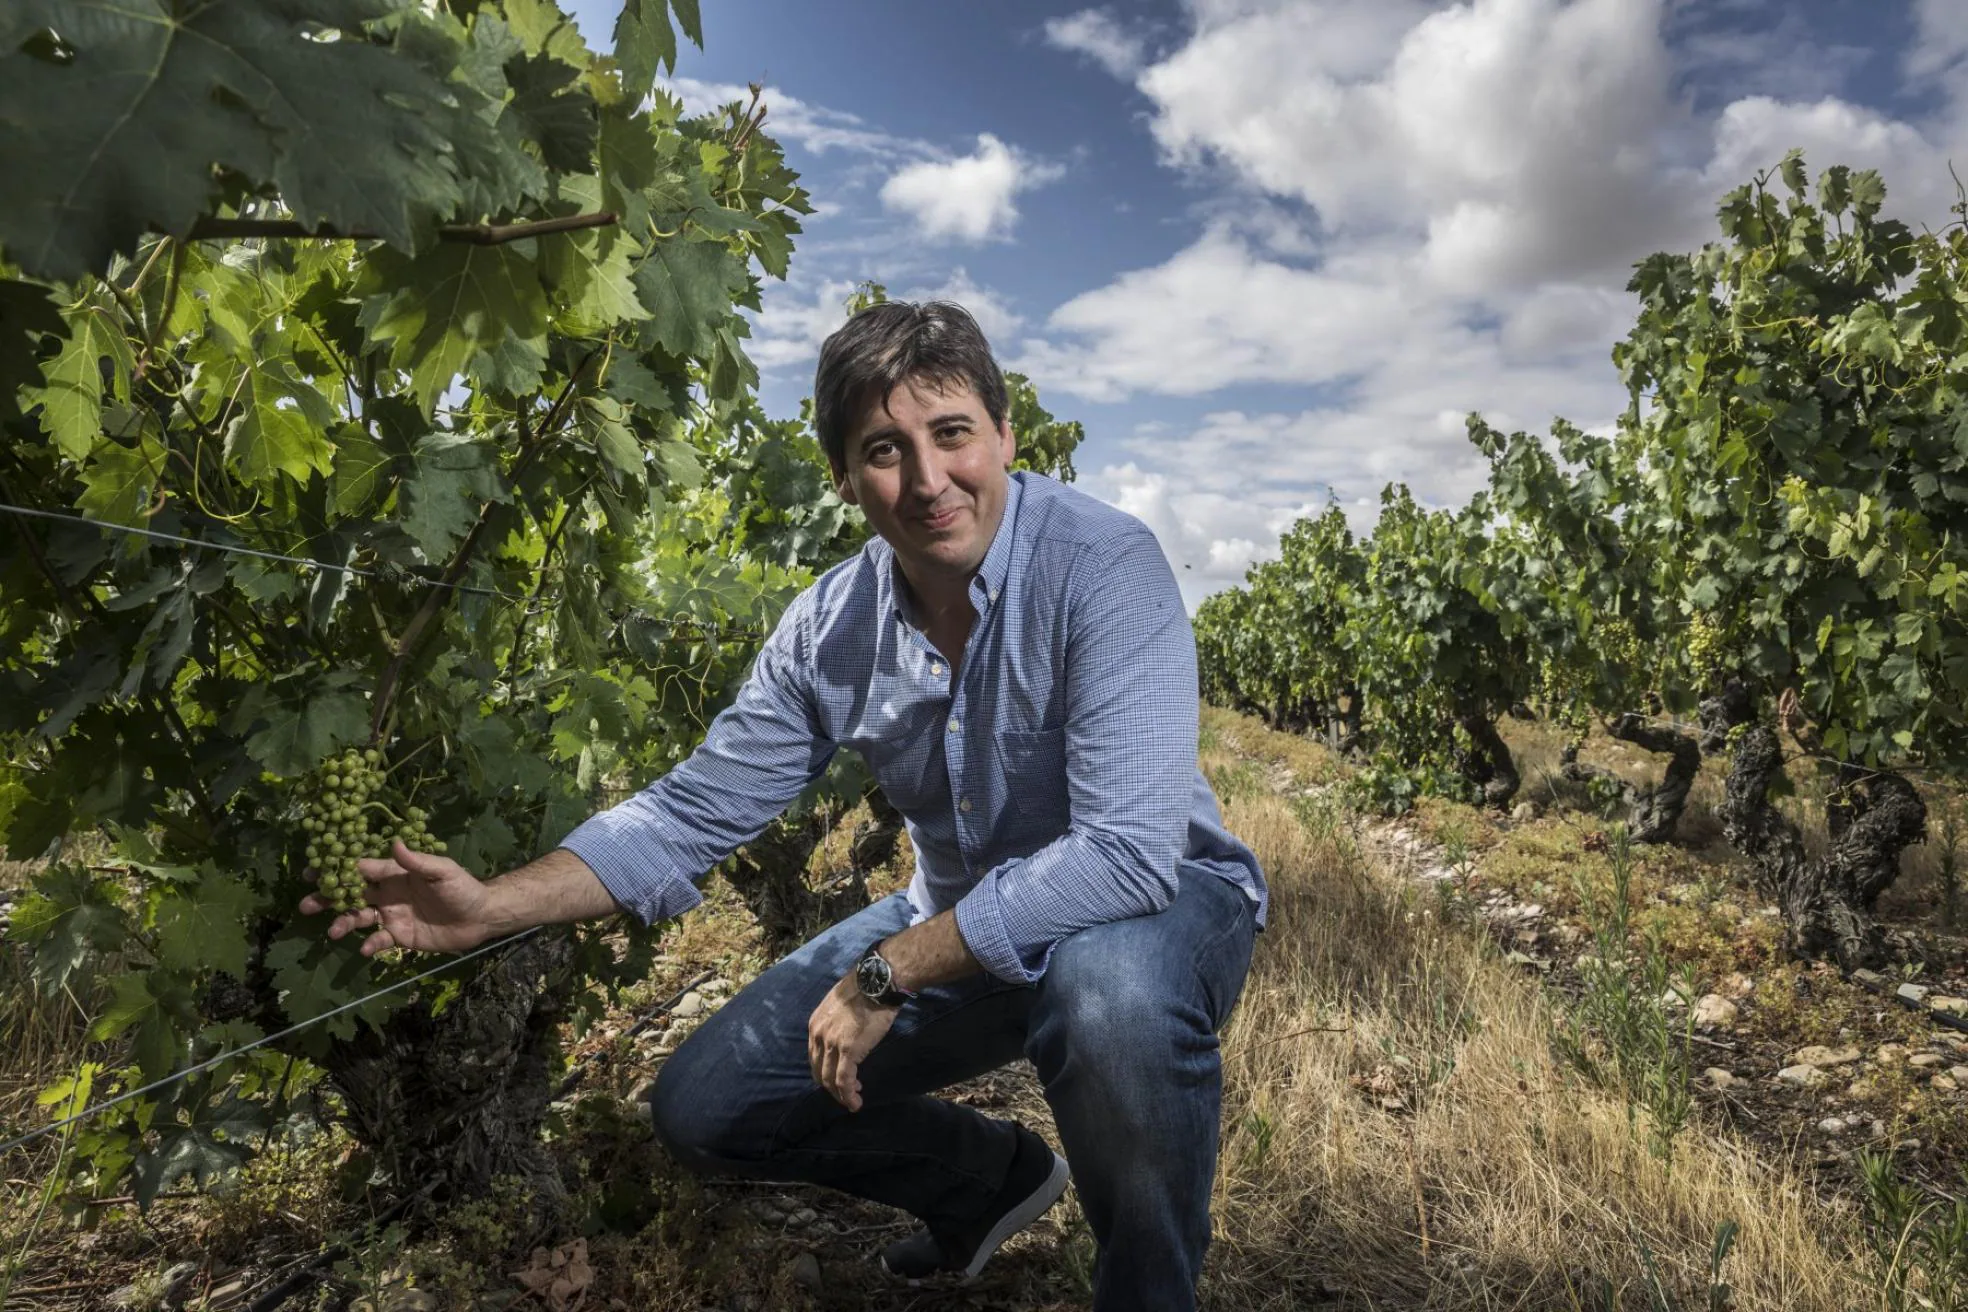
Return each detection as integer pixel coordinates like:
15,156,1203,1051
812,300,1008,473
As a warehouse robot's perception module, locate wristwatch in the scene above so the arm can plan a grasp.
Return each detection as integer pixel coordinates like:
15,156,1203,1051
854,941,916,1007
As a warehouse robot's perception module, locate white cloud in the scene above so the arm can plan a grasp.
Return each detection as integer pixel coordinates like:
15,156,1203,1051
897,268,1025,344
880,134,1064,243
1020,0,1968,611
1043,9,1150,77
745,276,865,374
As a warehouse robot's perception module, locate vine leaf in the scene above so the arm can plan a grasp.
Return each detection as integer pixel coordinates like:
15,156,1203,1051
26,297,131,462
612,0,697,99
266,936,388,1042
88,969,190,1080
401,432,507,562
239,675,370,777
75,433,166,528
133,1099,260,1209
505,52,599,173
631,238,745,358
9,864,128,992
154,870,261,977
0,0,484,281
223,364,338,488
361,244,552,411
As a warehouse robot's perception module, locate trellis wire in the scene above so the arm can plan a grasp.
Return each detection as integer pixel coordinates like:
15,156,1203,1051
0,927,544,1160
0,499,771,642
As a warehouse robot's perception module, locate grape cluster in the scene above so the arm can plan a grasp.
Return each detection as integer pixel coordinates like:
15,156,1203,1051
300,748,445,914
1687,615,1726,684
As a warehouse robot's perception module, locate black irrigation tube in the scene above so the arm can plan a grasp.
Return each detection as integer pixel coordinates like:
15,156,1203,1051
552,966,716,1099
1846,967,1968,1035
243,1182,440,1312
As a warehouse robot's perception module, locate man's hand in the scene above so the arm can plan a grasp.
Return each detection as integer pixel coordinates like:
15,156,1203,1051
807,972,901,1112
299,839,493,957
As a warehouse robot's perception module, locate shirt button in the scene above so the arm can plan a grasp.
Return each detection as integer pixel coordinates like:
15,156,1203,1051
947,717,960,733
958,797,973,813
930,663,944,677
989,588,998,602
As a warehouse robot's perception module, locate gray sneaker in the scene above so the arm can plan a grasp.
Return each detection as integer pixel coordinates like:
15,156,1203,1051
879,1126,1072,1283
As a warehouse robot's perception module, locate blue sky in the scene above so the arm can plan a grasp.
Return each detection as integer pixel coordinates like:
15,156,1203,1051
565,0,1968,606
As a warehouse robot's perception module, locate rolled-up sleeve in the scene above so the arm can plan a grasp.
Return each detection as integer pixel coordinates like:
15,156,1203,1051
558,597,836,924
953,528,1197,982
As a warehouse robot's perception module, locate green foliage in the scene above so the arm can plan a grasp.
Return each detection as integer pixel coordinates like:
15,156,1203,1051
1194,502,1360,733
1610,151,1968,770
1197,152,1968,866
0,0,821,1200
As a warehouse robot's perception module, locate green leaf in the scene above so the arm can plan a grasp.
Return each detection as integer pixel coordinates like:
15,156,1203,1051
613,0,677,98
10,864,128,992
361,244,551,412
656,439,704,489
242,676,370,777
154,872,261,978
223,366,337,488
266,935,381,1041
630,238,744,358
88,970,187,1081
27,298,131,461
505,53,598,173
0,277,68,424
0,0,484,282
539,229,646,335
400,432,506,562
330,423,392,517
75,434,165,528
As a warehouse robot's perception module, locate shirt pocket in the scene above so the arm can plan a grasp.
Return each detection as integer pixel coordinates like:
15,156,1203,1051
998,726,1070,832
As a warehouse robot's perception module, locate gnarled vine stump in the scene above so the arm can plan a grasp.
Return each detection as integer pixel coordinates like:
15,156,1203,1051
1558,712,1700,843
1705,681,1927,969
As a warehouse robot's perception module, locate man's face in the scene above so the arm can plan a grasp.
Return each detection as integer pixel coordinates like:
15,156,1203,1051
834,376,1016,590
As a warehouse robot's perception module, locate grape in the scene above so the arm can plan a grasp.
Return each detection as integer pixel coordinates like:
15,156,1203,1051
293,747,452,914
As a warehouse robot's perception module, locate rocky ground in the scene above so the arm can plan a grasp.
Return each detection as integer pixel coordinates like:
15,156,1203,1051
7,712,1966,1309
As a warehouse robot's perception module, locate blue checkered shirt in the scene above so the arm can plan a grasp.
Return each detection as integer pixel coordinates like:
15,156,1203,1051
560,472,1267,983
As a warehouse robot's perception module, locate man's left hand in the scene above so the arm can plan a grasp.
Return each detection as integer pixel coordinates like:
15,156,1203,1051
808,973,900,1112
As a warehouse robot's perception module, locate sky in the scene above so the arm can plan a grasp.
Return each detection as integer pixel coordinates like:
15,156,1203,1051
563,0,1968,608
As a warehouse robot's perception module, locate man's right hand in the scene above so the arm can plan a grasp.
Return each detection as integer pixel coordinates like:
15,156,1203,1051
299,839,493,957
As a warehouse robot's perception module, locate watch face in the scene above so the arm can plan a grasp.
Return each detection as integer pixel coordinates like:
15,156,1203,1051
856,952,890,999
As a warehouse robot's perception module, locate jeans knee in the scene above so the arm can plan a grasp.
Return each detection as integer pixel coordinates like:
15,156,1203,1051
644,1039,756,1171
1031,959,1213,1103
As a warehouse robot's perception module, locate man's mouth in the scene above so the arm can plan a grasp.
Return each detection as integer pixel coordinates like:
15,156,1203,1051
918,504,964,530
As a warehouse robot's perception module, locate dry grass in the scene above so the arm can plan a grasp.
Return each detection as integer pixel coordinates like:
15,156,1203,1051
0,727,1884,1310
1199,717,1867,1311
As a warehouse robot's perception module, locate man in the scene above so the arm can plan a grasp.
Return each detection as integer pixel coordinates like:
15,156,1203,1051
304,301,1266,1311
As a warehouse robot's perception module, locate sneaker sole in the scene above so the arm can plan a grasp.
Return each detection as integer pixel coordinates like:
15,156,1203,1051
879,1151,1073,1286
959,1150,1072,1281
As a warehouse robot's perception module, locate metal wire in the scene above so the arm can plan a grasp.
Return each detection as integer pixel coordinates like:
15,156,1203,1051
0,501,520,599
0,927,545,1160
0,500,772,642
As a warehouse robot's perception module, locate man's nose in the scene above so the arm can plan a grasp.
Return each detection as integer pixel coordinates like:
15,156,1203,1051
905,440,951,500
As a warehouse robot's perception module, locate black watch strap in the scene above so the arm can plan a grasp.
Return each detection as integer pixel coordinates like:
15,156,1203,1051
855,942,915,1007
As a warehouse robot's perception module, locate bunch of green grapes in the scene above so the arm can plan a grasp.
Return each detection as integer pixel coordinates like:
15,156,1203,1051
299,748,445,914
1687,614,1726,686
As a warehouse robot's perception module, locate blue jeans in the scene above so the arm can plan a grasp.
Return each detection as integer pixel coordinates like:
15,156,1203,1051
646,864,1258,1311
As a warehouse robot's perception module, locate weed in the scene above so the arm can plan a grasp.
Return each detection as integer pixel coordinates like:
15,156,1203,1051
1938,807,1962,932
1856,1149,1968,1312
1554,825,1699,1163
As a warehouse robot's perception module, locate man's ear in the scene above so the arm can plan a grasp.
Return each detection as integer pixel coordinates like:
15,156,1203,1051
999,419,1017,470
830,461,859,506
